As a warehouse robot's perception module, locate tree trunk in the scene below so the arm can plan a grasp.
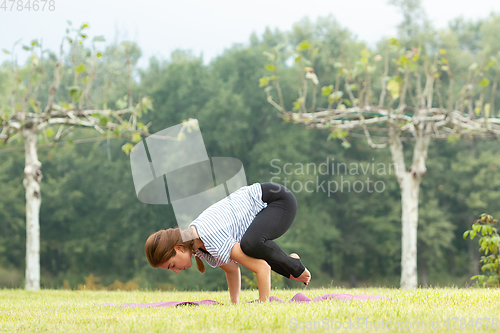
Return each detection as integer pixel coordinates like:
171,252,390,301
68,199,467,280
22,125,43,291
400,173,420,289
388,122,431,290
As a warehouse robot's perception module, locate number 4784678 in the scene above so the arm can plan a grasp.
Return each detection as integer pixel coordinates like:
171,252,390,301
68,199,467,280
1,0,56,11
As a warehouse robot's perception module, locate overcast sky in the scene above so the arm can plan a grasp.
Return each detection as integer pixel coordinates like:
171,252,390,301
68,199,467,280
1,0,499,69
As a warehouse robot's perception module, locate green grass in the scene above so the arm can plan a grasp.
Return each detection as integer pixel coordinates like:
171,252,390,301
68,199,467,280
1,287,499,332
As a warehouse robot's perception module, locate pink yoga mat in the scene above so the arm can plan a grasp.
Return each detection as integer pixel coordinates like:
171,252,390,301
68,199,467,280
101,292,391,308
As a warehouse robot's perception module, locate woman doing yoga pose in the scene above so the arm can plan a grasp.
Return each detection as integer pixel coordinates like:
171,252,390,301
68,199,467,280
145,182,311,304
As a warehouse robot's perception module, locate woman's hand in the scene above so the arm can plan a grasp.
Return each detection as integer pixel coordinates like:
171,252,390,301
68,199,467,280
229,242,271,302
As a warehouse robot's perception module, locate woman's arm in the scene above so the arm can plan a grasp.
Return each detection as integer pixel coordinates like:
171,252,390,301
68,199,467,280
219,262,241,304
229,242,271,302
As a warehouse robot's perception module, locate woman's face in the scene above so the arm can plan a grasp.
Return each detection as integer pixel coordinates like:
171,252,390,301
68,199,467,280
159,246,193,273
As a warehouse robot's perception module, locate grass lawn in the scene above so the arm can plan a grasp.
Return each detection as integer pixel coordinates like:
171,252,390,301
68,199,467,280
1,287,498,332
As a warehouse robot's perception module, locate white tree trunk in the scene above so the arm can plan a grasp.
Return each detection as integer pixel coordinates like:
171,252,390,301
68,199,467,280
22,125,43,291
388,122,431,289
399,173,420,289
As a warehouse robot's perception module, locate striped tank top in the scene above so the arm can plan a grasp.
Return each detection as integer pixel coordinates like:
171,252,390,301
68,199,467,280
188,182,267,267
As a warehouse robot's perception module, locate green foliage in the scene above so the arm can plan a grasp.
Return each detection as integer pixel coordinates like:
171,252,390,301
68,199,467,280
296,40,312,51
292,97,303,111
478,78,490,87
115,95,127,110
338,141,350,149
387,78,401,100
121,143,134,155
321,85,333,96
259,75,277,88
66,86,82,102
389,37,399,47
447,133,460,143
45,128,55,137
75,64,85,74
259,76,269,87
464,214,500,287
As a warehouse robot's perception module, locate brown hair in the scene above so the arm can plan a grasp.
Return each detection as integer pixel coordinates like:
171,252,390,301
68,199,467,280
145,228,205,273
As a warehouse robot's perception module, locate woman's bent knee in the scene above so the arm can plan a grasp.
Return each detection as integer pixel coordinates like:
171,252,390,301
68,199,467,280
240,237,262,257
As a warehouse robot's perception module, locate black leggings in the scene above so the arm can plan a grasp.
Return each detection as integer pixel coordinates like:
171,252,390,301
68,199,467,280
239,182,306,279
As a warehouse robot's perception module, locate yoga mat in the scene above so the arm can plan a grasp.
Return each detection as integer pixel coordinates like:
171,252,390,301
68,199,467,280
100,292,390,308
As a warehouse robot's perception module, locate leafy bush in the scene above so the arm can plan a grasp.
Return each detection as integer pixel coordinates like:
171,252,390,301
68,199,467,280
463,213,500,287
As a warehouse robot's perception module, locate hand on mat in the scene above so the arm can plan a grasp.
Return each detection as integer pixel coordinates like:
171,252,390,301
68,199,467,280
289,253,311,285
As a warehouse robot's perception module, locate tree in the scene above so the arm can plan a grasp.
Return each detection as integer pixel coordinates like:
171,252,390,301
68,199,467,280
260,36,500,289
0,22,153,291
388,0,432,46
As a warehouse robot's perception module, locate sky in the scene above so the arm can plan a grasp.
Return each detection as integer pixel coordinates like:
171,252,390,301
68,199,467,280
1,0,499,69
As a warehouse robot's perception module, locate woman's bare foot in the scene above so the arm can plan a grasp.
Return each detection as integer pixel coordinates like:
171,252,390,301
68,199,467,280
289,253,311,285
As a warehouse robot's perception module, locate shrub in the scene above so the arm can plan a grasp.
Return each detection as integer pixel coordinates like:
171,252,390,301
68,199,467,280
464,213,500,287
